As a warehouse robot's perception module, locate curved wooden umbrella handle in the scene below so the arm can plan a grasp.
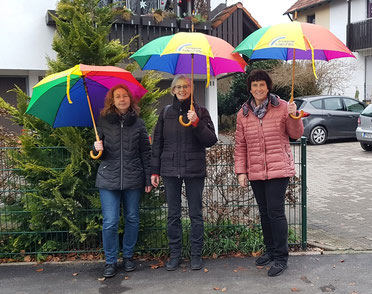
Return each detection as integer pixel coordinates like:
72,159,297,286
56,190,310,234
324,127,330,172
83,77,103,160
90,150,102,160
290,110,304,120
179,115,192,127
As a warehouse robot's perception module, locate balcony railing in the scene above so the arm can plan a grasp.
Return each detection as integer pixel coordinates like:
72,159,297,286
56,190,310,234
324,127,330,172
109,15,212,51
46,10,212,52
347,18,372,51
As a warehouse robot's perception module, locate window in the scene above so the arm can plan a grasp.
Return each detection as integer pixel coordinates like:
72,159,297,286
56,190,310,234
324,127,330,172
307,14,315,24
310,99,323,109
343,98,365,113
324,98,343,111
362,104,372,117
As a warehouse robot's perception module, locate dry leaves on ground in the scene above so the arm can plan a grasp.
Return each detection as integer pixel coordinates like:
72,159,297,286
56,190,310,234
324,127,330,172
150,260,164,269
251,251,261,257
35,268,44,272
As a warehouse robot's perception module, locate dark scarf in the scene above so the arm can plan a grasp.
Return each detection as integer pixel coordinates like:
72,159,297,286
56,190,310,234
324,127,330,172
105,108,137,126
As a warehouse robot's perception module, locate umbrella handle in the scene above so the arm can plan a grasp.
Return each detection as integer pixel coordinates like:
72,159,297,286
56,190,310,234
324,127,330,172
179,104,194,127
90,150,102,160
179,54,195,128
179,115,192,127
290,111,304,120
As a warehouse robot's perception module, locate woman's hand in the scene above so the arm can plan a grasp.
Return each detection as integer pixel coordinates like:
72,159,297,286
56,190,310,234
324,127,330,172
288,102,297,116
238,174,248,187
151,175,160,188
94,140,103,151
187,110,198,123
145,186,152,193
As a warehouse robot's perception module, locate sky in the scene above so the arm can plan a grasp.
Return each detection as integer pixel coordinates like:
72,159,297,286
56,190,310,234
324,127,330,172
210,0,299,27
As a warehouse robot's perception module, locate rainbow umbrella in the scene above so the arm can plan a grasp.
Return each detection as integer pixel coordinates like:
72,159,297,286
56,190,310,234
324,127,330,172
26,64,148,159
131,32,246,126
234,21,355,118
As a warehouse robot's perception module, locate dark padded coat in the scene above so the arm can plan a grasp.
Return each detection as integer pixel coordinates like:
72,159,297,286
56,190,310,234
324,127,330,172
95,109,151,190
151,97,218,178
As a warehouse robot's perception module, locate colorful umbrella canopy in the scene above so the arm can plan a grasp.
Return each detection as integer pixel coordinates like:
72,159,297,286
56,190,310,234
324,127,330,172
234,21,355,119
26,64,148,159
26,64,148,128
234,21,354,62
130,32,246,86
130,32,246,126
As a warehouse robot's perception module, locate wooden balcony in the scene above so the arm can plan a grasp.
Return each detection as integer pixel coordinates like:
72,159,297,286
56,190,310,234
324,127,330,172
347,18,372,51
109,15,212,51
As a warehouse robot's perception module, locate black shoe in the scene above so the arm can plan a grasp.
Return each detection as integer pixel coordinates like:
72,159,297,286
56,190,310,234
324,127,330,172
166,257,181,271
255,253,274,266
268,262,288,277
123,258,136,272
190,255,203,270
103,263,117,278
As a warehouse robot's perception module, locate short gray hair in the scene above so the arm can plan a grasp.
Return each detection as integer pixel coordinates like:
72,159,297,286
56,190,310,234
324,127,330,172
171,74,191,95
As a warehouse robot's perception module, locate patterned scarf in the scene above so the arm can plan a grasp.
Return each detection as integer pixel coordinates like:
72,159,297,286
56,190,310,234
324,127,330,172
250,97,269,119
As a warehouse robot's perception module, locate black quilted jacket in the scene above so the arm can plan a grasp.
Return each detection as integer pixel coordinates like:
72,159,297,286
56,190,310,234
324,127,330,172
95,109,151,190
151,97,218,178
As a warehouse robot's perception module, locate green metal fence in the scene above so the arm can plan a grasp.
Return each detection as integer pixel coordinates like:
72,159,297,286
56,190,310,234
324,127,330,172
0,138,306,258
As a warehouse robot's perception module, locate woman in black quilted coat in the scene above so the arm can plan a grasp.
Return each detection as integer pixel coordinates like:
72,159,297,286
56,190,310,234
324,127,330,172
93,84,152,278
151,75,217,271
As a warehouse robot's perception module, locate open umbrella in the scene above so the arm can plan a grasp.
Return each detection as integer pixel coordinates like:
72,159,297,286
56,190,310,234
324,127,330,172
130,32,246,126
26,64,148,159
233,21,355,119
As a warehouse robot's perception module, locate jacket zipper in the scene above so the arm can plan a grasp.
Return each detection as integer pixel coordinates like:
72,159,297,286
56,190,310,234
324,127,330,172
259,118,268,180
120,120,124,190
177,106,182,178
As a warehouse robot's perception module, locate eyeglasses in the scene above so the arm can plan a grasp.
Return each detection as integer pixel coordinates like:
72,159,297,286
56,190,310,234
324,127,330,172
174,85,190,90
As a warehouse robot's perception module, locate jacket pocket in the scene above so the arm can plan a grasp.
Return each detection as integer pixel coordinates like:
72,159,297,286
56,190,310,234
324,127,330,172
184,152,205,174
160,152,174,174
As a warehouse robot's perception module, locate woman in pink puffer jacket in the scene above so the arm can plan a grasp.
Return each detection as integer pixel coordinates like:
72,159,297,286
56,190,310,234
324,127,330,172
234,69,303,277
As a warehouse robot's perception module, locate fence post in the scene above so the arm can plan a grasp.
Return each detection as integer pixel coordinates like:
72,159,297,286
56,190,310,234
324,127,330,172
300,136,307,250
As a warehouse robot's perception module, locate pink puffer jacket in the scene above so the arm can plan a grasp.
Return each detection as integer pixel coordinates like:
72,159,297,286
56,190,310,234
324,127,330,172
234,95,304,181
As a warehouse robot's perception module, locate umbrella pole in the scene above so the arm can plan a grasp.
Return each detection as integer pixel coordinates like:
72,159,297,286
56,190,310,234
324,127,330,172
179,53,194,127
82,77,103,159
289,49,304,120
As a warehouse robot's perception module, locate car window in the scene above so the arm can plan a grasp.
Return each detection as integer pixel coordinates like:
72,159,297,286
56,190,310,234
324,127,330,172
343,98,365,113
361,104,372,117
324,98,343,111
294,100,304,109
310,99,323,109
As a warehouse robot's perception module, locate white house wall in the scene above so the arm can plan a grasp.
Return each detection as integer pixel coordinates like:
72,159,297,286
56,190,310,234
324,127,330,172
0,0,57,94
328,0,368,100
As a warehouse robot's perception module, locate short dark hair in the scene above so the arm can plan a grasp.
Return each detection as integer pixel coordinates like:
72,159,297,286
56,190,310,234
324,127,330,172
247,69,272,93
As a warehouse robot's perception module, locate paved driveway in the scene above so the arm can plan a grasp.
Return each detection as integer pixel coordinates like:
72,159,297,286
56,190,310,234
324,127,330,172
306,140,372,250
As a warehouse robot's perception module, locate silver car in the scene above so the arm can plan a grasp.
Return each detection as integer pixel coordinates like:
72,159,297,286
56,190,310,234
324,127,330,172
294,95,365,145
356,103,372,151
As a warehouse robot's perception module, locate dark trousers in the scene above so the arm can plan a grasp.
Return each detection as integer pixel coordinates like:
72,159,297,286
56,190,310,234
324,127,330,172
163,177,205,258
250,177,289,264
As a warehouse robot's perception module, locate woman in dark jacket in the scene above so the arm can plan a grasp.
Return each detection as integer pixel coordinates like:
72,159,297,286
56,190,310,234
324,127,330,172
151,75,218,271
94,84,152,278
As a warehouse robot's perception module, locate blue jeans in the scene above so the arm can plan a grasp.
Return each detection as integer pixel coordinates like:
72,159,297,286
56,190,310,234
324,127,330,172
99,188,142,264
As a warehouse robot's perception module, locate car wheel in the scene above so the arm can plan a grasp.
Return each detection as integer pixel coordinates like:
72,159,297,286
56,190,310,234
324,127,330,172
309,126,327,145
360,142,372,151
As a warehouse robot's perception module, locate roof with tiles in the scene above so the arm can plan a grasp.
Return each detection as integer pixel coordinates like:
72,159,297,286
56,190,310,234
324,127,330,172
211,2,261,29
284,0,330,14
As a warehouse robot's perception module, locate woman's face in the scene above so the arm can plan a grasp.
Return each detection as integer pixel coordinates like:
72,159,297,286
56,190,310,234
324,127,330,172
173,79,191,101
250,80,269,105
113,88,131,114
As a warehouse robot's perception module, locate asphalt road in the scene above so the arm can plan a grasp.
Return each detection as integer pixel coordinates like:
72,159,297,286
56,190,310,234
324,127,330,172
306,140,372,250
